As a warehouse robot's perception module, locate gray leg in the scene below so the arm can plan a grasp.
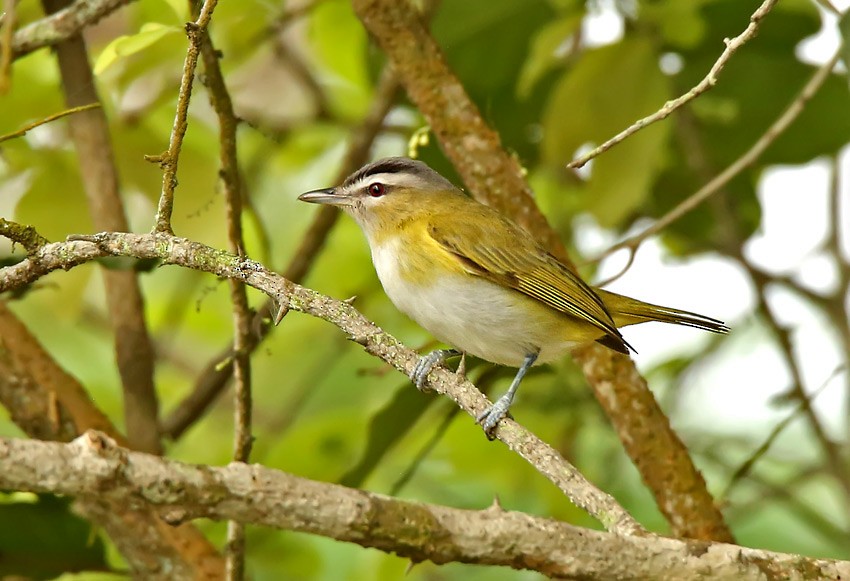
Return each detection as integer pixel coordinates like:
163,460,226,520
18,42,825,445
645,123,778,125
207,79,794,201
411,349,461,391
477,352,538,437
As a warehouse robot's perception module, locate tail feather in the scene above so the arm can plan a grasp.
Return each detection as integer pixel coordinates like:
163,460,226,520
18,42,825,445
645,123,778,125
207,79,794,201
596,289,729,335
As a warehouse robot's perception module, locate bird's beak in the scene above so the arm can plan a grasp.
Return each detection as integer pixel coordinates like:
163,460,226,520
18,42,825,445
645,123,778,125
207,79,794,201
298,188,350,206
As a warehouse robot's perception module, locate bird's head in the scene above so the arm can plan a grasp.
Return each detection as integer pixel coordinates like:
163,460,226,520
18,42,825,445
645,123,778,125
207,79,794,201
298,157,459,241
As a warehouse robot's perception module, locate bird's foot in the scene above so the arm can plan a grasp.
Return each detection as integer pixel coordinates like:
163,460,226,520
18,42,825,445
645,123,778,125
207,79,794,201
476,394,514,439
411,349,460,391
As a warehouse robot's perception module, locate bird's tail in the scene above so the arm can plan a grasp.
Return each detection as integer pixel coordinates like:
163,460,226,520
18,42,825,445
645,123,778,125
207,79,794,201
596,289,729,334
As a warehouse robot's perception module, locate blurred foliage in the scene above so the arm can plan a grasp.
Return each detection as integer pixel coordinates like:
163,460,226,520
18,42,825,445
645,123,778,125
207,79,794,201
0,494,107,579
1,0,850,579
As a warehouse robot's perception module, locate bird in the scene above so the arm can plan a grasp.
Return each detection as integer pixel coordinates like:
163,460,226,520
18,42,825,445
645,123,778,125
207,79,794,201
299,157,728,435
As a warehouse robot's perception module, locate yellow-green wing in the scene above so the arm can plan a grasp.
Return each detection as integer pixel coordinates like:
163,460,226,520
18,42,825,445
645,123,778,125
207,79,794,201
427,207,631,353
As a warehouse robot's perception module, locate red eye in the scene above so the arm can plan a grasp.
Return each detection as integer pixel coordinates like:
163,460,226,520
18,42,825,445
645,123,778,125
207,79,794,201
367,183,385,197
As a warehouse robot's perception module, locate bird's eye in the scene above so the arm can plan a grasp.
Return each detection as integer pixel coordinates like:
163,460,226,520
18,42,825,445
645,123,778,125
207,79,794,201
367,183,385,197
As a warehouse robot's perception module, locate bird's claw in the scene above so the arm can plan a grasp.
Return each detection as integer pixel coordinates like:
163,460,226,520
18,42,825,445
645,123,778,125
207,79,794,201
476,394,514,439
411,349,458,391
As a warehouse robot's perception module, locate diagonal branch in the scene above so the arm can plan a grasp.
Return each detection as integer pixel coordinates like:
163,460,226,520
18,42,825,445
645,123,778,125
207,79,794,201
351,0,732,542
0,229,642,536
160,66,402,440
596,47,841,267
567,0,779,169
0,103,100,144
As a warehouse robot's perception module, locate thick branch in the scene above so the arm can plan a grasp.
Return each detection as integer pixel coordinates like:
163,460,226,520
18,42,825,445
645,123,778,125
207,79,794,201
353,0,563,259
351,0,732,542
0,230,641,535
0,302,122,442
0,302,224,579
0,432,845,580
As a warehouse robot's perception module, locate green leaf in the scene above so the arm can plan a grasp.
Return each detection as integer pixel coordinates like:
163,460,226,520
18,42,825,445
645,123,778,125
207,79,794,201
433,0,562,162
309,0,371,119
642,0,709,50
93,23,182,76
433,0,557,94
517,15,583,99
542,37,670,227
161,0,190,21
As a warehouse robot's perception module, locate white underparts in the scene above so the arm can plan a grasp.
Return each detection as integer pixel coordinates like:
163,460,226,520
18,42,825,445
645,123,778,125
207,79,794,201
370,237,579,367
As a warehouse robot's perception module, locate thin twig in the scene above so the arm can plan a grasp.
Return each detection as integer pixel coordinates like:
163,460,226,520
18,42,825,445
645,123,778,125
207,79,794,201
593,47,842,267
200,28,253,579
160,67,401,440
568,0,779,169
150,0,219,234
0,103,100,143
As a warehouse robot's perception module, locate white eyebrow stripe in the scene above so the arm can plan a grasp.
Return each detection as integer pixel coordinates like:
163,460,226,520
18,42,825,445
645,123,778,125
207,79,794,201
349,172,427,190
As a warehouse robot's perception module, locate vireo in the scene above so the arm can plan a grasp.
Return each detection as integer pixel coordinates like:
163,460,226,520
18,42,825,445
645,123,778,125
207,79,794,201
299,157,728,435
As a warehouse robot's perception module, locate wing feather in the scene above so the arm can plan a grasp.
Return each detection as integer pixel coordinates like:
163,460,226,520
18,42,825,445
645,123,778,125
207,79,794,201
427,209,631,352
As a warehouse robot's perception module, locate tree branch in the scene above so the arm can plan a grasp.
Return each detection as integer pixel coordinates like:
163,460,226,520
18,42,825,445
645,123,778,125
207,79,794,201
42,0,161,455
0,302,225,579
0,0,16,92
0,229,641,536
351,0,732,542
199,27,254,579
160,66,402,440
149,0,219,234
0,432,847,580
596,47,842,267
0,103,100,144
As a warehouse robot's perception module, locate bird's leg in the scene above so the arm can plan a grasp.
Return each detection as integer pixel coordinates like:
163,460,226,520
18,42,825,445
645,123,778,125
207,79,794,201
411,349,461,391
477,352,538,438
